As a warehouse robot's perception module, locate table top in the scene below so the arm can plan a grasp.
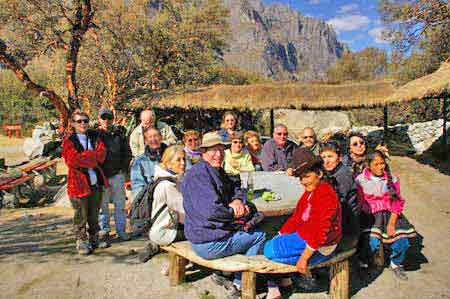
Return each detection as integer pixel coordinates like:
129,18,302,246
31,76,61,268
240,171,304,217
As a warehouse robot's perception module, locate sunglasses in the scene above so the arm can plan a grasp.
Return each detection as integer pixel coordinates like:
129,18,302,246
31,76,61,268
186,138,198,142
276,132,288,136
101,114,113,120
232,140,243,144
303,136,315,139
351,141,365,147
74,119,89,124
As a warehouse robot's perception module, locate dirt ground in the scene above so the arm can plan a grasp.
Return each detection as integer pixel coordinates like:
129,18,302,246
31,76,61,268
1,139,449,298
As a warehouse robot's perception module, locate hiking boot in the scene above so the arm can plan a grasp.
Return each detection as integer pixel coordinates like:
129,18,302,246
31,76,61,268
90,233,110,249
117,231,131,241
76,240,92,255
390,265,408,281
210,273,234,289
226,284,241,299
138,242,160,263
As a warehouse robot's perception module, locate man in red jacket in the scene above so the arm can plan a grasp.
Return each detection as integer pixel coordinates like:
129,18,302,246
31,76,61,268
263,148,342,290
62,110,108,255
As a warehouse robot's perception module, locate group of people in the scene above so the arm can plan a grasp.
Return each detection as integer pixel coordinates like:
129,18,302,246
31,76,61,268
62,108,417,299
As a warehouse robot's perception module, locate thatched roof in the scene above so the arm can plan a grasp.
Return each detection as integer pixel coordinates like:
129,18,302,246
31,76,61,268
384,62,450,104
132,62,449,111
134,80,395,110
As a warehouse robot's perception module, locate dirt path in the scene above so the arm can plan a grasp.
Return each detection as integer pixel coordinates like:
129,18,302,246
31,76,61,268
0,156,449,299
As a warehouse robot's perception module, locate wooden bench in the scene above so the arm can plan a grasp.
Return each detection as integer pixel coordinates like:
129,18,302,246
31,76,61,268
162,241,356,299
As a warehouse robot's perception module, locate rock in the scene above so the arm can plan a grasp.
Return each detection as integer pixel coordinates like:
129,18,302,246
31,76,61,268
222,0,344,81
274,109,351,139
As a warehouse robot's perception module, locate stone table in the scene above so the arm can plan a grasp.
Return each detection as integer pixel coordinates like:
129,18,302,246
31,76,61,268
240,171,304,217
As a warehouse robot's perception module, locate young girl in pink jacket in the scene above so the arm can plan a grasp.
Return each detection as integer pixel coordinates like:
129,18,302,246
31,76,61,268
356,150,416,280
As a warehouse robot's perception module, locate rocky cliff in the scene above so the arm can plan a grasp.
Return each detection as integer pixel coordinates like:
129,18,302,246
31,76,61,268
223,0,344,81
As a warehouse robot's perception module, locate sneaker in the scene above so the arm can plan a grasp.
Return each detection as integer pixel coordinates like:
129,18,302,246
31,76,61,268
390,265,408,281
210,273,234,289
138,242,160,263
226,284,241,299
293,274,318,291
90,233,110,249
76,240,92,255
117,231,131,241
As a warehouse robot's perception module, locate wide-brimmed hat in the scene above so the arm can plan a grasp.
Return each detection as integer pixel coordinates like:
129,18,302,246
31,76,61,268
289,148,322,177
200,131,230,149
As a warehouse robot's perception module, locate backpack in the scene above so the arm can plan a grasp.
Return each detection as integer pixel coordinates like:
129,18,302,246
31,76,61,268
130,176,177,234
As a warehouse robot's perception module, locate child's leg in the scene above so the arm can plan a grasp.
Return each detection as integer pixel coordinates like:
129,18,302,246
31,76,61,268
264,233,307,265
369,237,381,253
389,238,409,266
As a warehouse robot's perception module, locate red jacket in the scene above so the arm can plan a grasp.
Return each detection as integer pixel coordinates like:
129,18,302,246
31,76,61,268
280,181,342,250
62,131,108,198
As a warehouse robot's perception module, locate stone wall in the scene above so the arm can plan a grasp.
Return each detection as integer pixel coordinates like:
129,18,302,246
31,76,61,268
353,119,450,154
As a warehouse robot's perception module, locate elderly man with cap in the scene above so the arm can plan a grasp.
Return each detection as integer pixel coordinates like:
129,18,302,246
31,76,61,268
129,109,177,157
97,108,132,245
182,131,268,299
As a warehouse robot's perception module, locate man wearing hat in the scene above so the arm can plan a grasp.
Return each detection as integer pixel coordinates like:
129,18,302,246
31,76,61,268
182,131,266,299
97,108,132,245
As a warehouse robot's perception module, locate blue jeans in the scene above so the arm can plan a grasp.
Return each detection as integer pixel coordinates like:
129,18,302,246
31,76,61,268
99,174,127,234
264,232,335,266
191,230,266,287
369,237,409,266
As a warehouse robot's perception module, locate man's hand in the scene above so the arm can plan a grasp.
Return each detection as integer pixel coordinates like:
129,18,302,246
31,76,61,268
229,199,247,218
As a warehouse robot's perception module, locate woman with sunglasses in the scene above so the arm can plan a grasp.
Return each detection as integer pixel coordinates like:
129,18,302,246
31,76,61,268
223,131,255,176
217,111,239,142
62,110,108,255
342,132,368,178
183,130,201,170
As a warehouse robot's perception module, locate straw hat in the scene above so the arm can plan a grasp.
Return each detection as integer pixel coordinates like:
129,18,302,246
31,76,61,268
200,131,230,149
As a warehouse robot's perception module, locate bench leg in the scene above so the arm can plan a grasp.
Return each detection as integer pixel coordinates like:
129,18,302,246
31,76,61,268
168,252,187,286
373,242,385,267
241,271,256,299
329,259,350,299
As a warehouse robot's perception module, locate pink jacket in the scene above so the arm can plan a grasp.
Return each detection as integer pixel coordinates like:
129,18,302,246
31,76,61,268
355,168,405,215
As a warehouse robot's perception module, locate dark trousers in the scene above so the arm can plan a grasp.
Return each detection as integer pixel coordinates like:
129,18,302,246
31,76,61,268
70,189,103,241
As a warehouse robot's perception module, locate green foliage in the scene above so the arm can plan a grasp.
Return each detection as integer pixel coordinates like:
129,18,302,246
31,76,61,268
379,0,450,84
0,69,57,128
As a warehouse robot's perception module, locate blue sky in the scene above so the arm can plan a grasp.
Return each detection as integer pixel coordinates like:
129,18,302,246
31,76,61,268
262,0,391,52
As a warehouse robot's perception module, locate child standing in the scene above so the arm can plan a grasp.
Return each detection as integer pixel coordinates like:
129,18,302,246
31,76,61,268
356,150,416,280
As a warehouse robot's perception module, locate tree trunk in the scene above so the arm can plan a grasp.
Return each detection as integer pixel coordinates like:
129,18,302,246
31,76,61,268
0,43,70,130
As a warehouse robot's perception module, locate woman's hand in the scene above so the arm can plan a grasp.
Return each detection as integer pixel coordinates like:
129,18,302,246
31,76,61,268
286,168,294,176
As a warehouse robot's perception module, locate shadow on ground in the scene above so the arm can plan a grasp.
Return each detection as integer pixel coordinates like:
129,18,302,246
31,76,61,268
0,211,148,266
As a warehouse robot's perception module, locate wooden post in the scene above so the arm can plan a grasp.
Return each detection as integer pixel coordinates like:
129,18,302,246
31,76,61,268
241,271,256,299
442,94,448,149
168,252,187,286
373,243,385,268
383,105,388,143
329,260,350,299
270,109,275,135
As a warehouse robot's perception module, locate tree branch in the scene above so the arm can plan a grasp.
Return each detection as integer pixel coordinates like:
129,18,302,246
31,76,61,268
0,39,70,130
